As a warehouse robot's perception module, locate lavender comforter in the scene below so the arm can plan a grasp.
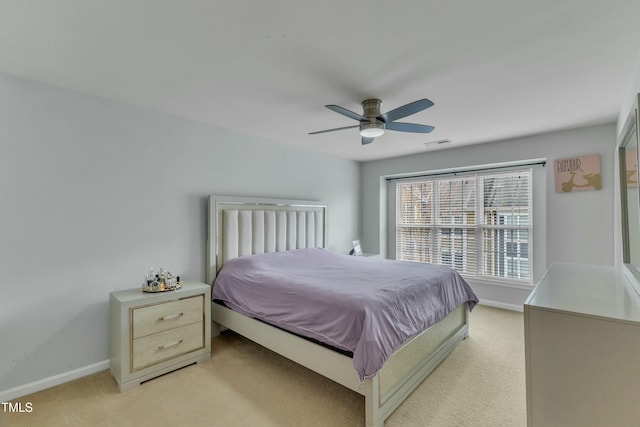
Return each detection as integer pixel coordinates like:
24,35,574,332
212,248,478,381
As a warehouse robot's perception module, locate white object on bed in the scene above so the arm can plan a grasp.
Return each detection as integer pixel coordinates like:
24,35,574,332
207,194,470,427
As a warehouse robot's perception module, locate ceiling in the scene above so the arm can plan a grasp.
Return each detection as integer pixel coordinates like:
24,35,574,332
1,1,640,161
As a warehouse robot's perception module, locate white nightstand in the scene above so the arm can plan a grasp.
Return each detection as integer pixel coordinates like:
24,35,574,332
109,281,211,392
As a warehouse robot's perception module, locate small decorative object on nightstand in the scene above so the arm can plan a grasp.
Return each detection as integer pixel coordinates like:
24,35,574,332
109,282,211,392
142,266,182,292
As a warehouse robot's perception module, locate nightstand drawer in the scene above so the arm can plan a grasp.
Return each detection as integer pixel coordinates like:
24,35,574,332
132,322,204,371
132,295,203,338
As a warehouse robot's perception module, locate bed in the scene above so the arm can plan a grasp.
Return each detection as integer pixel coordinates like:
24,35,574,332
206,194,477,426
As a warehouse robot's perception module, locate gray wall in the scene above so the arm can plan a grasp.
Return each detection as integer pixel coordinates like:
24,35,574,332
361,123,615,308
0,74,360,395
618,52,640,138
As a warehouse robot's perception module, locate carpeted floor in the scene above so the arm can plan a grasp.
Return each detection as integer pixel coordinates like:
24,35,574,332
2,305,525,427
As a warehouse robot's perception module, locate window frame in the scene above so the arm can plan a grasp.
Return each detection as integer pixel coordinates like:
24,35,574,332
395,168,533,285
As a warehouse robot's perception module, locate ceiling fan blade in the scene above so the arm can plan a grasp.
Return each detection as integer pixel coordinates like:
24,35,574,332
381,98,434,123
385,122,435,133
361,136,375,145
308,125,359,135
326,104,366,121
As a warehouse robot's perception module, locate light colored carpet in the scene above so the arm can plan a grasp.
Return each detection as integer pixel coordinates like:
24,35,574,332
2,305,525,427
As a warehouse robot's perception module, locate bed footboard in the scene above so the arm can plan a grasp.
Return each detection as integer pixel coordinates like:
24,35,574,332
370,304,468,426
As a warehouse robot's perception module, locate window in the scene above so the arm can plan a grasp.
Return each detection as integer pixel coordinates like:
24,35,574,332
396,169,532,283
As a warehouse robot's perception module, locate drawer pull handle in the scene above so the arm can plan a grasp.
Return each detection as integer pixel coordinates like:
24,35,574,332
158,339,183,350
159,312,184,321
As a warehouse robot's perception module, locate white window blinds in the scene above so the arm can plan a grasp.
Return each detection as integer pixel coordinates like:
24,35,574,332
396,168,532,283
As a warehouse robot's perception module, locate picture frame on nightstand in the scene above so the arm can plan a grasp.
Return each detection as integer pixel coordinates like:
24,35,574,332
352,240,363,256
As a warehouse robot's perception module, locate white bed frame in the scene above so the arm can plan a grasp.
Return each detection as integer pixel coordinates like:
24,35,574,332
207,195,469,427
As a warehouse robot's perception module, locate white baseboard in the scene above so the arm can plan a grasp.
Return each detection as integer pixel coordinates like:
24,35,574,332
478,299,523,312
0,360,109,403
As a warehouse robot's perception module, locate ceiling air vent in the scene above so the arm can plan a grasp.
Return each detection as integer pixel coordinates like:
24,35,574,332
424,139,451,148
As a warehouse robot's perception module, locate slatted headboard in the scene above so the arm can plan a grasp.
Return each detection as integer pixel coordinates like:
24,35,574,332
207,195,327,284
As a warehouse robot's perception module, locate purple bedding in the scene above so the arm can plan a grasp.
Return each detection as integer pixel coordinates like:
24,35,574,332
212,248,478,381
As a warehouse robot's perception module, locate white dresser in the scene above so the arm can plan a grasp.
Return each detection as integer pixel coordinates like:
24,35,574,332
524,263,640,426
110,282,211,391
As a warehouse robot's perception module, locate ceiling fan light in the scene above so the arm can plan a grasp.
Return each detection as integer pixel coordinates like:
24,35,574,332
360,122,385,138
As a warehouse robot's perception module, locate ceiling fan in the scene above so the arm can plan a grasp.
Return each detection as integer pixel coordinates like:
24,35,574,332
309,98,435,145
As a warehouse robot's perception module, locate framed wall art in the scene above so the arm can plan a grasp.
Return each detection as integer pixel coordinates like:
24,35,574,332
554,154,601,193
